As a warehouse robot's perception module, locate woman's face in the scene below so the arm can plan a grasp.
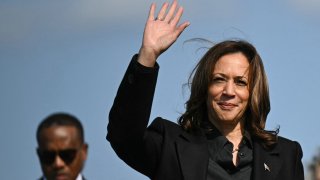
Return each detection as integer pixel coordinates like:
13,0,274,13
207,52,250,124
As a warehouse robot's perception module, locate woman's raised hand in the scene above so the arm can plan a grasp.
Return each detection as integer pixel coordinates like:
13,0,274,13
138,0,190,67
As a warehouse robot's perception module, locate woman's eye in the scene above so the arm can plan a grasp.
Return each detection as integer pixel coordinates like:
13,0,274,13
212,77,225,83
236,79,248,86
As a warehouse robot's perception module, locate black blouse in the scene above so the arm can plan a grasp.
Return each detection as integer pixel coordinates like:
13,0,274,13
206,128,253,180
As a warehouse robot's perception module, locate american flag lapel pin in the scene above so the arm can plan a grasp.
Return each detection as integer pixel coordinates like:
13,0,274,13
264,163,271,172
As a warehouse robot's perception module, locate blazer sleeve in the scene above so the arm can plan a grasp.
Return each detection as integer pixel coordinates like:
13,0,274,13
106,54,161,178
294,141,304,180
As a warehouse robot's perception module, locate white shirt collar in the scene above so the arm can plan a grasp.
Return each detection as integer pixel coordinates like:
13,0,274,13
43,174,83,180
76,174,83,180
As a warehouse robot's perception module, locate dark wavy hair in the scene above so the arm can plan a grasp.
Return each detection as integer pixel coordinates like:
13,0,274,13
178,40,278,148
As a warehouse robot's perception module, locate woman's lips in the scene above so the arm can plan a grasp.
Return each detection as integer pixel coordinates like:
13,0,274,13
217,102,237,110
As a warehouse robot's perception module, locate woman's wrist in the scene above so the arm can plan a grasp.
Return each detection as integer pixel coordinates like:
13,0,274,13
137,47,159,67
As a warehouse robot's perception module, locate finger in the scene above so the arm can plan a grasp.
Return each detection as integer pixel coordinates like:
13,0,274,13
157,2,169,20
170,6,183,26
148,3,156,21
174,21,190,38
164,0,177,22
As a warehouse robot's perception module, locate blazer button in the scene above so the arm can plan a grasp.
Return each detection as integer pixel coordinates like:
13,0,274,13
239,152,245,158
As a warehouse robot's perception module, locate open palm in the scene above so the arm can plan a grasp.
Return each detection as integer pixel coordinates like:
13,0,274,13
138,0,190,67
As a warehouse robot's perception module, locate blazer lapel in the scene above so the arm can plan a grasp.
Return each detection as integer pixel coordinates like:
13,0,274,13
252,141,282,180
176,132,208,180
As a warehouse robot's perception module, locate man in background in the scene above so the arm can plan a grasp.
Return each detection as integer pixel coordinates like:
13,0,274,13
309,150,320,180
36,113,88,180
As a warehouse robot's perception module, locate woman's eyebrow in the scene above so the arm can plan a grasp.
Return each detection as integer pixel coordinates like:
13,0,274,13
212,73,227,77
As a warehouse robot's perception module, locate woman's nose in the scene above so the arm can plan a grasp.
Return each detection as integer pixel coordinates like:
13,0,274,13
223,81,235,96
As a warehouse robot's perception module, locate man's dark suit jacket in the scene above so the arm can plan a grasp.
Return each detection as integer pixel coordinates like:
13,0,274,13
107,55,304,180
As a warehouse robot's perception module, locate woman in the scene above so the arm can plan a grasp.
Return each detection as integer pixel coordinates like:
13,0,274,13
107,1,304,179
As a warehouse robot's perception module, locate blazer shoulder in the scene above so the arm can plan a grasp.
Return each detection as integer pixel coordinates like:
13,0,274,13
148,117,183,135
254,136,302,155
148,117,206,143
276,136,303,157
277,136,301,148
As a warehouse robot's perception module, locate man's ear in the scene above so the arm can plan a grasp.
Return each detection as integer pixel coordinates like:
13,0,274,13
81,143,88,160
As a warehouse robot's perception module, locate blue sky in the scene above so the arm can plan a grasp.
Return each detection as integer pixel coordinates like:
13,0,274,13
1,0,320,179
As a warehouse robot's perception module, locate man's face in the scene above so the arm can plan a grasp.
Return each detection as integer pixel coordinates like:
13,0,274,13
37,126,87,180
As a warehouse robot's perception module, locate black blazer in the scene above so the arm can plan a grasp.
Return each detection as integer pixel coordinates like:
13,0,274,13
107,55,304,180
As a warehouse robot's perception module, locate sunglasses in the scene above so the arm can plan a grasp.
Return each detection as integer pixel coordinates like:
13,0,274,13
37,148,80,165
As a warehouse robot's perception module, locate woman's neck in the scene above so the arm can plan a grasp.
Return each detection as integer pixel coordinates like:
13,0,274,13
212,120,244,147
